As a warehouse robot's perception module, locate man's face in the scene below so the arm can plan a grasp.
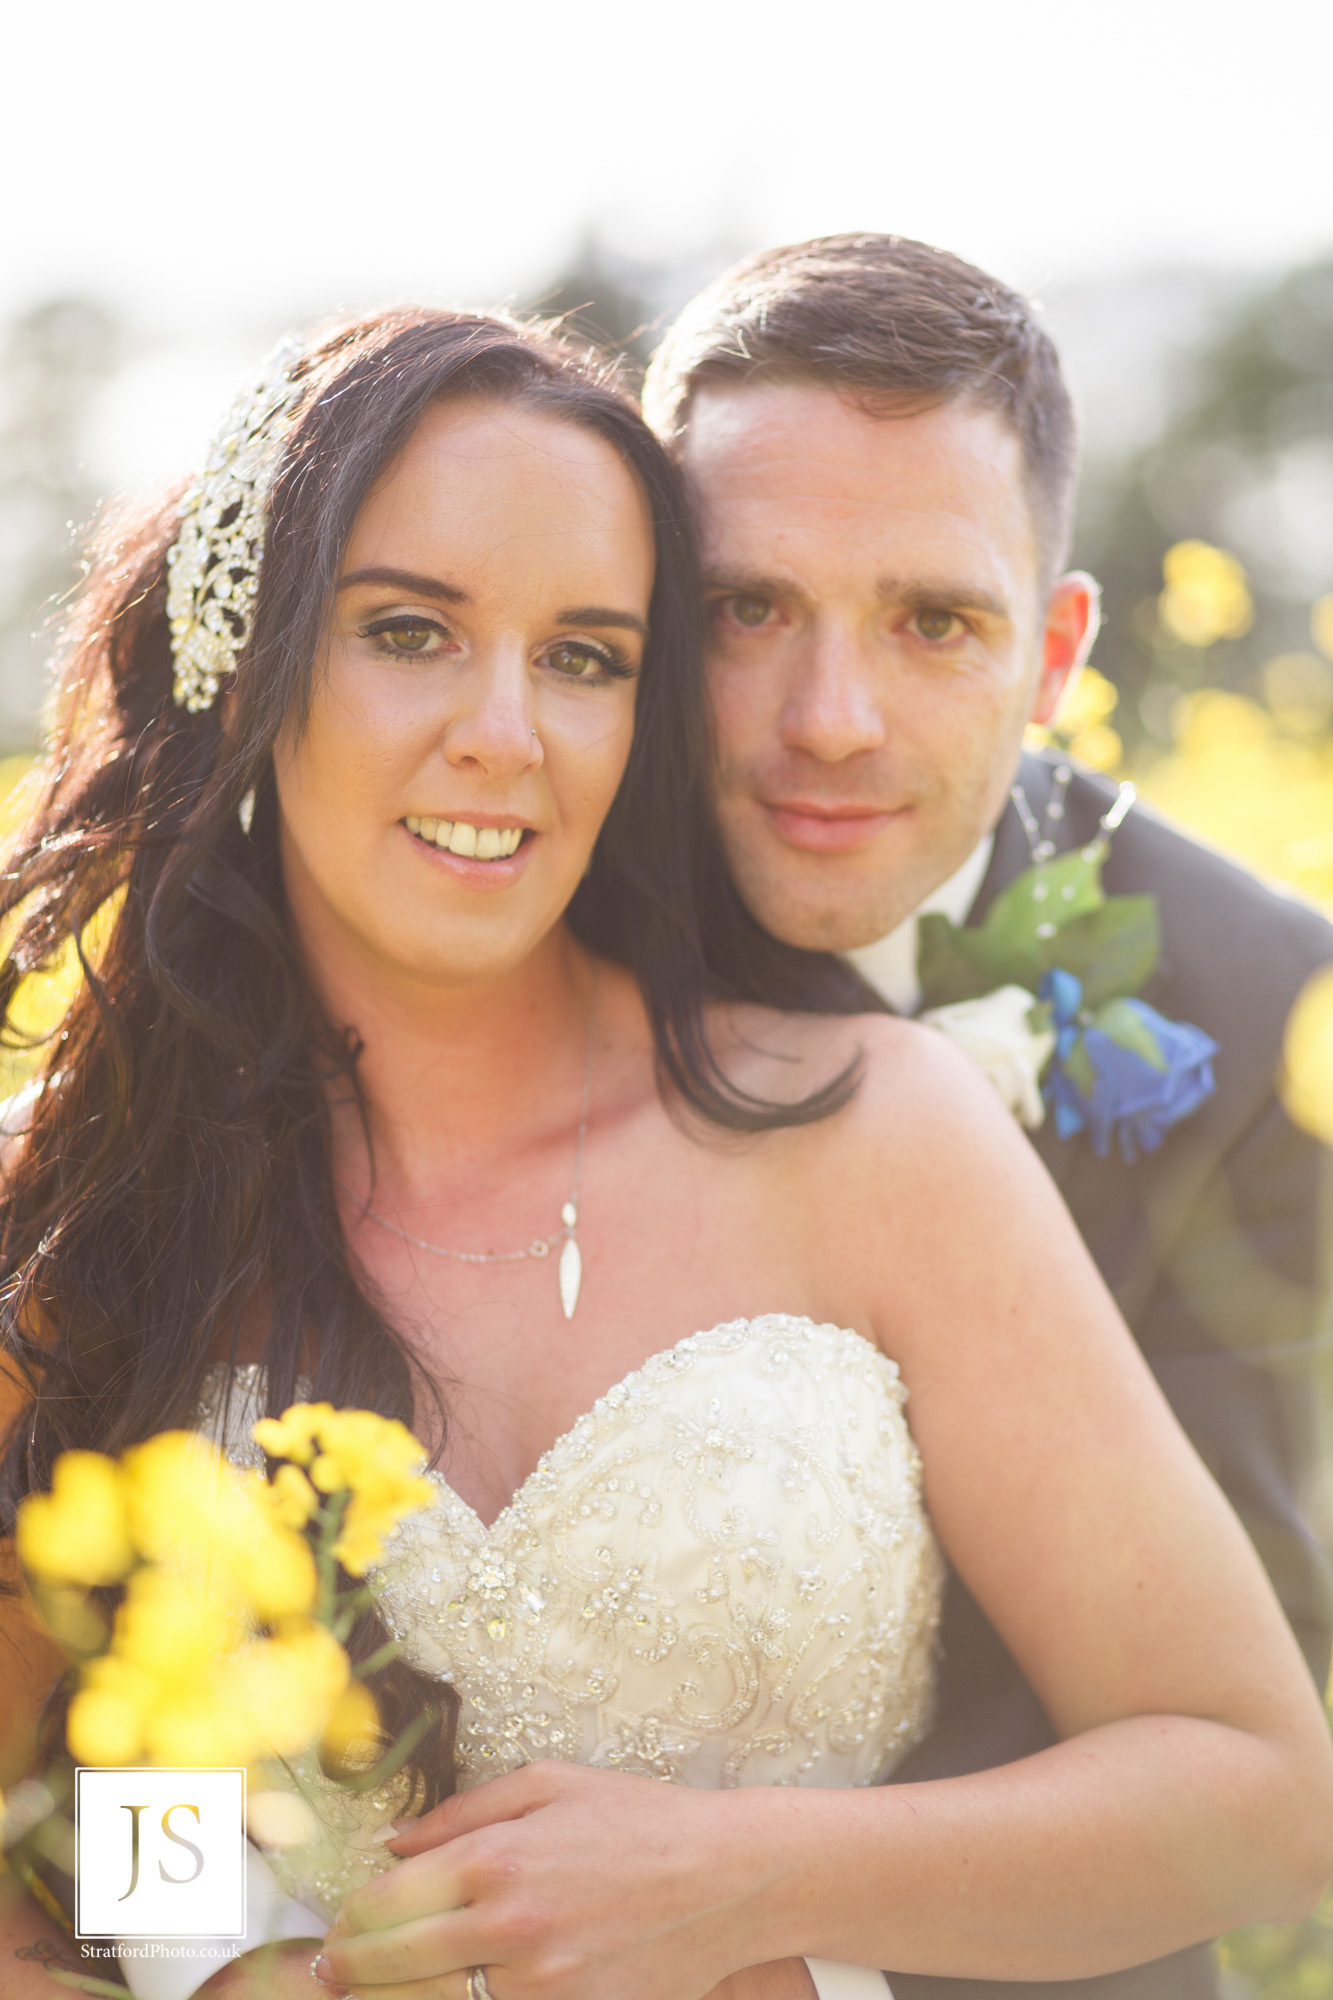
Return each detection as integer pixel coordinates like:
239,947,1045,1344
683,381,1095,951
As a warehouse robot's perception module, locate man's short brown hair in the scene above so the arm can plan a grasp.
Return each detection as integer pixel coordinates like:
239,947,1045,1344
644,232,1078,583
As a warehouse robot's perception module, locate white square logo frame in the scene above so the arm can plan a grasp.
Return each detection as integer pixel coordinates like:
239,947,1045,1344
75,1767,247,1939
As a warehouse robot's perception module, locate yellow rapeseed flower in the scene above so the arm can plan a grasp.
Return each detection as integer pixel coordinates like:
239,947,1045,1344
1159,541,1253,648
267,1461,319,1530
122,1430,256,1566
16,1451,134,1586
252,1403,338,1468
229,1474,319,1621
142,1697,258,1772
114,1567,248,1688
254,1403,435,1576
70,1646,261,1769
222,1619,349,1758
309,1410,435,1576
72,1580,356,1769
68,1679,150,1767
120,1432,316,1621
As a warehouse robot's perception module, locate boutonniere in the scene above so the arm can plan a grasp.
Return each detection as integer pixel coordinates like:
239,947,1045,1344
917,777,1217,1160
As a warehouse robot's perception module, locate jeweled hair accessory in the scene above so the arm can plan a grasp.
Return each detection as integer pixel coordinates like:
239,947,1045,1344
165,335,305,712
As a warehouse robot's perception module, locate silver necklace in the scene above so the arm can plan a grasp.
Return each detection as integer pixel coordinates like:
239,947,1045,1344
363,971,598,1321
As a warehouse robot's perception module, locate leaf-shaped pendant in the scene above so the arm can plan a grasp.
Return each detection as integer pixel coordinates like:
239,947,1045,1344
558,1233,582,1320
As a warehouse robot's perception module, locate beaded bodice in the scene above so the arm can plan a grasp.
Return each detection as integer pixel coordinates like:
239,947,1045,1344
198,1314,943,1918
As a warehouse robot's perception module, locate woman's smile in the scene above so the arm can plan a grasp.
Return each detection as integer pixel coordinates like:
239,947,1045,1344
404,817,528,861
402,812,535,885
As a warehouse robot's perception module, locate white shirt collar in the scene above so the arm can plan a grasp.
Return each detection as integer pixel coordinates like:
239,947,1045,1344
843,835,995,1016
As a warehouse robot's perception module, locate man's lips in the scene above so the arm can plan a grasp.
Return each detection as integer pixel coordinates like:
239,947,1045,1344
759,800,910,854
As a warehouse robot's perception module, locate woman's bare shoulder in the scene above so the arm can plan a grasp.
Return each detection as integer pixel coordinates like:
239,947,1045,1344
709,999,997,1134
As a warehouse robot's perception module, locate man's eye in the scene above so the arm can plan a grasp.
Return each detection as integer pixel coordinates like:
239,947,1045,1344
362,616,442,656
729,595,772,628
913,609,962,642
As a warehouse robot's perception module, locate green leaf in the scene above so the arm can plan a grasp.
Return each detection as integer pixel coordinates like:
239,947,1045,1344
47,1975,139,1998
1062,1033,1097,1098
1040,896,1160,1006
1089,996,1168,1070
981,847,1105,956
917,913,1036,1007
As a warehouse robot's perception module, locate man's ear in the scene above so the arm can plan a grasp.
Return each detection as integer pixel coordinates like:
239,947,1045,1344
1030,571,1102,727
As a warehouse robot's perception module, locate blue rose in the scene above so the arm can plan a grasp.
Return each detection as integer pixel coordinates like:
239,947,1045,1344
1040,972,1218,1163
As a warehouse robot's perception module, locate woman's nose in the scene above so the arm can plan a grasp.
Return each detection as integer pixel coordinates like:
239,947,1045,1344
441,648,540,774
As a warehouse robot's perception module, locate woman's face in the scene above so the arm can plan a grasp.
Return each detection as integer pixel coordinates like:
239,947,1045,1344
273,395,654,993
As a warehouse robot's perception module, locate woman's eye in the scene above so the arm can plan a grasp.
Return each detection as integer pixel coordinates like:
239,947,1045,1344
727,594,772,628
545,640,632,681
913,609,963,643
361,615,445,657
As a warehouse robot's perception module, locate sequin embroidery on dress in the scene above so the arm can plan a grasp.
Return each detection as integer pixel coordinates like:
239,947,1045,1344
196,1314,944,1919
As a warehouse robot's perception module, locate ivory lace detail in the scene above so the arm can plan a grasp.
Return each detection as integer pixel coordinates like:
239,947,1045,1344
197,1314,943,1919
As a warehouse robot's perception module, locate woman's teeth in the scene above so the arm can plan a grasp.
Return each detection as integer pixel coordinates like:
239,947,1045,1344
405,816,524,860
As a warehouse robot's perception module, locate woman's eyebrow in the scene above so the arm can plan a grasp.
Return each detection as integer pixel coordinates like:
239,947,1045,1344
335,572,646,639
557,606,649,640
338,566,469,603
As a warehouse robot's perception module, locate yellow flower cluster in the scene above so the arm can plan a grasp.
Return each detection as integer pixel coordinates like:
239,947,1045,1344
252,1403,435,1575
71,1598,348,1770
15,1428,347,1769
18,1431,316,1617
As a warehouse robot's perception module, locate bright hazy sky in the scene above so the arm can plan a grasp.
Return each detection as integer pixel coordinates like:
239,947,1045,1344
5,0,1332,487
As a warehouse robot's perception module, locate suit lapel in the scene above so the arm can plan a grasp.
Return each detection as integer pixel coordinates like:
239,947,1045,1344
968,751,1059,925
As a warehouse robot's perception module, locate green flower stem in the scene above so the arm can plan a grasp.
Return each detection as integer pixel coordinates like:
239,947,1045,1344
330,1583,378,1644
336,1709,433,1794
312,1489,349,1627
349,1636,403,1678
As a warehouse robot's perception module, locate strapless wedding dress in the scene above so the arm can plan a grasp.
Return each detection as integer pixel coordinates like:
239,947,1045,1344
142,1315,942,2000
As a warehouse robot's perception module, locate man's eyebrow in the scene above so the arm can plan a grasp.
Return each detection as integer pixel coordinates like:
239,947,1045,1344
701,571,800,599
338,566,469,603
876,575,1010,618
557,606,649,640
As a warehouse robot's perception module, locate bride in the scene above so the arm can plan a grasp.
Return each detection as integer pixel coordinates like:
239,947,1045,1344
0,306,1330,2000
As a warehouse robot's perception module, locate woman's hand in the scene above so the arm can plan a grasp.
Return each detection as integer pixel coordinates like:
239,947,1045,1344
705,1963,820,2000
317,1760,795,2000
197,1936,327,1996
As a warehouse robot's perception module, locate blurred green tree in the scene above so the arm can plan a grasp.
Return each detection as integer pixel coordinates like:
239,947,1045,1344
0,299,120,752
1075,258,1333,756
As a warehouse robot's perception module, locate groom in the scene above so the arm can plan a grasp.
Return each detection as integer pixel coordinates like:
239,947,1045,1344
646,235,1333,2000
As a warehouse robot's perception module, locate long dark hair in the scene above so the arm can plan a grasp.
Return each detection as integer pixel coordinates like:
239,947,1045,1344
0,308,868,1805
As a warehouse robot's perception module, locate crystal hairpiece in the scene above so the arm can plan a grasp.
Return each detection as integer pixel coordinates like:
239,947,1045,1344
165,335,305,712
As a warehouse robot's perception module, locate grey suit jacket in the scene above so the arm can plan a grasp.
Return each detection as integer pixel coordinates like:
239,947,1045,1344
885,750,1333,2000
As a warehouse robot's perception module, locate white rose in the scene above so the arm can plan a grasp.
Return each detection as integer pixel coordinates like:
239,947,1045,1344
918,984,1056,1130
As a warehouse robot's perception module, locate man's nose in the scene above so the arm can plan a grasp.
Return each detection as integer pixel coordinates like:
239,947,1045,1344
779,618,888,763
442,647,540,774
